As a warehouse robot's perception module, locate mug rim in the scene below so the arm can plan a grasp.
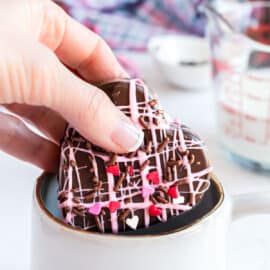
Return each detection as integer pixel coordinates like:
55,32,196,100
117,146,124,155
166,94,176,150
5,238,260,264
35,172,225,239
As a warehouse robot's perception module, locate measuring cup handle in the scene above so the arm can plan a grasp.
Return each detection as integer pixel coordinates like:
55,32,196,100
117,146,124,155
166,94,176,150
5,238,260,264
232,192,270,220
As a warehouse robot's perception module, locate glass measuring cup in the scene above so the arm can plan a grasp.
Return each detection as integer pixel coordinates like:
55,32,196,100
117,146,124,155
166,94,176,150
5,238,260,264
203,1,270,172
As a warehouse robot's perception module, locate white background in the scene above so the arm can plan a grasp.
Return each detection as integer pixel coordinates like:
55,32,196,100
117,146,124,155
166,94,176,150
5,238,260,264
0,53,270,270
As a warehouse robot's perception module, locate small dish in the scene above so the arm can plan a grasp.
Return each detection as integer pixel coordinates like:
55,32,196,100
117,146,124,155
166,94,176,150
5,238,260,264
148,35,212,89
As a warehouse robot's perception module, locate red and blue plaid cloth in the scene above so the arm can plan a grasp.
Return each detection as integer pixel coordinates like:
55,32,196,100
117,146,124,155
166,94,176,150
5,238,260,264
55,0,209,76
55,0,207,51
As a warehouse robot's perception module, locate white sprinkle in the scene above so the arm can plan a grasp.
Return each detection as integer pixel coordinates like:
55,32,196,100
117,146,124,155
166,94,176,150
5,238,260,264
126,215,139,230
173,196,185,204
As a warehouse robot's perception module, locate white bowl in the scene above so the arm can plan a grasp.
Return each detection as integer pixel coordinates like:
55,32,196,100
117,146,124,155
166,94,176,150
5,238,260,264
148,35,212,89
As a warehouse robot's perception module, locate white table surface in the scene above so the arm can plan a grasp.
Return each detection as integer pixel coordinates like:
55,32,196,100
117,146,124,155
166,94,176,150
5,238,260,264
0,52,270,270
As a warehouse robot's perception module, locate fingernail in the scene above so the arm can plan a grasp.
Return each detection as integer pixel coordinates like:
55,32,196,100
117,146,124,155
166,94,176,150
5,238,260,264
111,120,144,152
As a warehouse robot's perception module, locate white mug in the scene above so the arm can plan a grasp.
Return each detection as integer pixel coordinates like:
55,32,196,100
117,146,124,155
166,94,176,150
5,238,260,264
31,173,270,270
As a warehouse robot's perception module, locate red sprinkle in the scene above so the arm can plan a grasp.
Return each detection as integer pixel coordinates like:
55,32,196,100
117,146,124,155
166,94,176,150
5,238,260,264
129,165,134,176
109,201,121,213
149,205,162,216
168,186,179,199
146,171,160,184
106,165,120,176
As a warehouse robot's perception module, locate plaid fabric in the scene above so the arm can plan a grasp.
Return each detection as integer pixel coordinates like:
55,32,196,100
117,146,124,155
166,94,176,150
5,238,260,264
55,0,207,51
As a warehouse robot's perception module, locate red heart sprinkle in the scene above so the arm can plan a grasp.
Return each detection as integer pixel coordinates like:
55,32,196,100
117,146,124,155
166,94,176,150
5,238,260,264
146,171,160,184
109,201,121,213
129,165,134,176
168,186,178,199
149,205,162,216
106,165,120,176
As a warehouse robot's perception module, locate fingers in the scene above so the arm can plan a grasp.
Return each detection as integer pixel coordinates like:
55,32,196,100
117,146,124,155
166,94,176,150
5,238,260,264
39,0,128,83
0,112,59,172
54,66,144,153
0,36,143,153
4,104,66,144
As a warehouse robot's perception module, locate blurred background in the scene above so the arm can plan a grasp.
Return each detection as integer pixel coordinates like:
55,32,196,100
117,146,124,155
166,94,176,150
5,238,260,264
1,0,270,269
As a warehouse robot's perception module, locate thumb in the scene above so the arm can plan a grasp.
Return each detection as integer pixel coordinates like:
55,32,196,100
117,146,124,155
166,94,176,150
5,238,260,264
55,69,144,153
0,35,143,153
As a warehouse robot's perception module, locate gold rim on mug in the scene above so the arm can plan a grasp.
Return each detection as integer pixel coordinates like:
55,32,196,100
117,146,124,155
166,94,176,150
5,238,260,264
35,172,225,238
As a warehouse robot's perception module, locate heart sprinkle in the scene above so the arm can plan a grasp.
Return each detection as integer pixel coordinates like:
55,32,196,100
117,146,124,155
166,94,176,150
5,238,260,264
106,165,120,176
142,185,155,198
146,171,160,184
88,203,102,215
128,165,134,176
149,205,162,216
173,196,185,204
109,201,121,213
126,216,139,230
168,185,178,199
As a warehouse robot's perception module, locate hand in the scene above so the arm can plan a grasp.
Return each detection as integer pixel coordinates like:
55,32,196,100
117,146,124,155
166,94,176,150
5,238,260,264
0,0,143,172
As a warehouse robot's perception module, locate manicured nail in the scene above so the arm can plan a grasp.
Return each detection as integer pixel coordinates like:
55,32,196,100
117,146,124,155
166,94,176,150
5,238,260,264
111,120,144,152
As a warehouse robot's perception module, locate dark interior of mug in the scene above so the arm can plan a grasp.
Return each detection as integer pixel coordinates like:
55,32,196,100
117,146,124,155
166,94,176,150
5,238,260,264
39,173,223,236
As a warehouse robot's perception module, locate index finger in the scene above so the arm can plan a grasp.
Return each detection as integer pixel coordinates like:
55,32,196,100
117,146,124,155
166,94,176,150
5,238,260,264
39,0,128,83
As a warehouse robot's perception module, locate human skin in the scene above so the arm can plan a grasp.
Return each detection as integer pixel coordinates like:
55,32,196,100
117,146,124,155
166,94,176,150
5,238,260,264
0,0,143,172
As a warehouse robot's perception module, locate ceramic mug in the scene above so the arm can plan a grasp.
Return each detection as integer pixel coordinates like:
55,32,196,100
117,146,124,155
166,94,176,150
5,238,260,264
31,173,270,270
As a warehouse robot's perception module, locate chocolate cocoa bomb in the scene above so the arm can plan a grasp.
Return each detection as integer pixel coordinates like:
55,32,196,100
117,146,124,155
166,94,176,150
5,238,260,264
58,79,212,233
